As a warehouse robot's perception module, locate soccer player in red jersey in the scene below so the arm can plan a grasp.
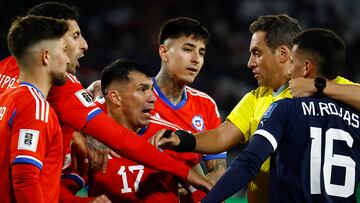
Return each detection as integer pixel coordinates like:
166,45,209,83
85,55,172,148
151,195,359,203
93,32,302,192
0,2,213,191
151,17,226,202
0,15,70,203
62,59,212,202
86,59,192,202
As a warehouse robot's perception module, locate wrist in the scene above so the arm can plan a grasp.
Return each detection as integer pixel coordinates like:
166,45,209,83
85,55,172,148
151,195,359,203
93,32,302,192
314,77,326,96
173,130,196,152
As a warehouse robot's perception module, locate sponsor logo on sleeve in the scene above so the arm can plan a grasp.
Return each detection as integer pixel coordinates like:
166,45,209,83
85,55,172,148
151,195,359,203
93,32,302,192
263,103,278,119
18,129,39,152
75,89,96,107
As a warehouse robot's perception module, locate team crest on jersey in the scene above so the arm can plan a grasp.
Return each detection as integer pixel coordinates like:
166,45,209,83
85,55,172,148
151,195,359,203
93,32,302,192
18,129,39,152
192,115,204,131
75,89,96,107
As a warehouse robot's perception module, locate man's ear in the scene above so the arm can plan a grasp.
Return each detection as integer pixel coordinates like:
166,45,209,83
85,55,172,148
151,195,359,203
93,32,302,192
41,49,50,66
277,45,291,64
108,90,122,106
303,59,314,78
159,44,168,62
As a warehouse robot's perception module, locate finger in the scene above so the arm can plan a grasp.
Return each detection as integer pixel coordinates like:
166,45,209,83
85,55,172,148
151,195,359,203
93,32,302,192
153,129,167,147
92,150,101,171
101,149,110,174
109,150,121,158
88,149,95,169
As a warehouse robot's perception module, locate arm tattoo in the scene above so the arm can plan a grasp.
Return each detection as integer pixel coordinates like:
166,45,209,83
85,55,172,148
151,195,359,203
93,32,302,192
86,135,107,150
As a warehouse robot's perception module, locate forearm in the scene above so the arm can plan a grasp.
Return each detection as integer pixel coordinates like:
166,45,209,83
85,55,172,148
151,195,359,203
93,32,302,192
84,112,190,179
201,153,260,202
325,82,360,111
195,121,243,154
205,159,226,184
12,164,44,203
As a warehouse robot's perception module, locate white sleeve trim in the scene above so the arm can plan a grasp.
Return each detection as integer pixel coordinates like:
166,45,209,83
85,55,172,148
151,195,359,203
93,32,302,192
254,129,278,152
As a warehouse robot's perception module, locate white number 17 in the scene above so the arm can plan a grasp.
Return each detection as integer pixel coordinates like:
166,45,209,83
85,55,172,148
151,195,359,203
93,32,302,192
117,165,144,194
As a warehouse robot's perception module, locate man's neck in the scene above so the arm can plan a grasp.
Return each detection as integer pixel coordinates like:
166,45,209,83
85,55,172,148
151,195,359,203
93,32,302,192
108,105,138,132
155,72,185,105
18,68,51,98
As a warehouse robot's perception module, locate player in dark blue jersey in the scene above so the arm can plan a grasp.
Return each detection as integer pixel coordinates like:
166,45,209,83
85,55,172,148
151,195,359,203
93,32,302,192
202,28,360,202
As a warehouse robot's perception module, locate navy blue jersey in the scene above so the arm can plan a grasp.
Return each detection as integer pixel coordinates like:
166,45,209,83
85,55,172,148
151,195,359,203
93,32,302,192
202,97,360,203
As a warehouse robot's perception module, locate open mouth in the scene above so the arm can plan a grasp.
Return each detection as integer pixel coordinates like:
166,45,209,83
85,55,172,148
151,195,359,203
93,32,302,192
142,109,152,116
187,67,198,73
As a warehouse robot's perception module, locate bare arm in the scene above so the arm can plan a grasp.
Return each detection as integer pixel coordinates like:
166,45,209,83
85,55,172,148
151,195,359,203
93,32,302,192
152,121,244,154
194,120,245,154
324,82,360,111
289,78,360,111
205,159,226,184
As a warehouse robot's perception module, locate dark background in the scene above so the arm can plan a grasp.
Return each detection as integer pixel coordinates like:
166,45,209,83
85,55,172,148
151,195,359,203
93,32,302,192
2,0,360,199
2,0,360,119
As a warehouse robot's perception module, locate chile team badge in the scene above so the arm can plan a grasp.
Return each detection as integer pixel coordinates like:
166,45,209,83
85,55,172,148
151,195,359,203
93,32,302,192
192,115,204,131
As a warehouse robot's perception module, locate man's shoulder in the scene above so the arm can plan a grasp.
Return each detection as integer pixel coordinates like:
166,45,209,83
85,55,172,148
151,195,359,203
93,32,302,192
249,86,273,97
185,86,217,104
334,76,356,85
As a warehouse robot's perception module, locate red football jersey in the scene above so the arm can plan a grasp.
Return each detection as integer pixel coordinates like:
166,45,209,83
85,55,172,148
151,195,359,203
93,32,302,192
0,55,19,92
88,116,183,202
0,82,63,203
152,79,226,163
0,56,191,181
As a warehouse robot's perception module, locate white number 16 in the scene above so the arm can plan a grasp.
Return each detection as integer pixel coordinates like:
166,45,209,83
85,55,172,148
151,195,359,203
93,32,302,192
310,127,355,197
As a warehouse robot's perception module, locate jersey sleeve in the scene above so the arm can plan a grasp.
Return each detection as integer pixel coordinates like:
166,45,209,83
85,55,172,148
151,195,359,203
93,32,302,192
253,100,290,151
83,112,191,179
226,91,255,142
202,135,273,202
9,92,62,203
47,74,102,130
10,102,54,170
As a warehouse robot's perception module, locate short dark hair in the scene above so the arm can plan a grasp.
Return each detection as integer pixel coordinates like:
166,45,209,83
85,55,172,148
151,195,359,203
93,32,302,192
249,14,302,52
7,15,68,60
101,58,153,95
158,17,210,45
27,2,79,21
293,28,345,80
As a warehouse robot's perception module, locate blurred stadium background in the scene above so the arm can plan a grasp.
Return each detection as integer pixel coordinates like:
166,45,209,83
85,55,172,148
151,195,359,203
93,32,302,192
2,0,360,202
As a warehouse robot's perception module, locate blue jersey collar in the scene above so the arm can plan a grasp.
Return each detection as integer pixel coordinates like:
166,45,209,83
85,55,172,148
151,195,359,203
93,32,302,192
152,78,187,110
20,82,45,98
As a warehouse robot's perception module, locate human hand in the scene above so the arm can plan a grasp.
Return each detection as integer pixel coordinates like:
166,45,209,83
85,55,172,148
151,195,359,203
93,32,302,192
71,131,90,175
86,80,102,99
186,167,213,193
289,78,316,97
90,194,112,203
148,129,180,149
86,135,110,174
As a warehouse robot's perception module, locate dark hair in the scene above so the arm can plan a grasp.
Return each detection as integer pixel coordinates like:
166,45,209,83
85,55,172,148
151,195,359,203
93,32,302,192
158,17,210,45
293,28,345,80
27,1,79,21
7,15,68,60
101,58,153,95
249,14,302,52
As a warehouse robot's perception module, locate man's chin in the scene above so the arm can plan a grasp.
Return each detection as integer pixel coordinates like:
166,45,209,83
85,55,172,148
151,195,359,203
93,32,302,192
67,67,77,75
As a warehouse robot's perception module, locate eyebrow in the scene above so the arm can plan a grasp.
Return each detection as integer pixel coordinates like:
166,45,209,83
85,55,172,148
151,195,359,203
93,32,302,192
139,83,151,88
183,42,206,52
